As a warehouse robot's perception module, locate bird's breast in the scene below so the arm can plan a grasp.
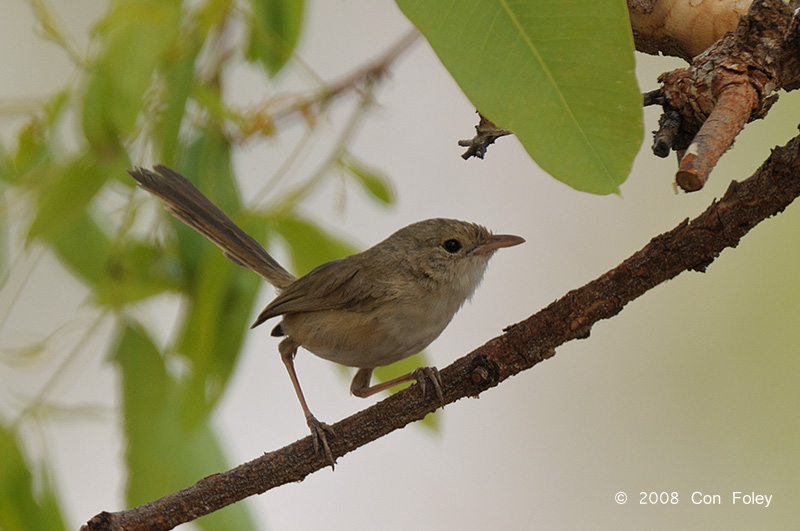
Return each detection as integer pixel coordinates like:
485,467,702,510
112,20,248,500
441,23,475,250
279,295,461,368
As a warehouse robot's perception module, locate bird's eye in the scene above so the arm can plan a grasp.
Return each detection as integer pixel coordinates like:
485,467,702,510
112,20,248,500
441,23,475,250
442,239,462,253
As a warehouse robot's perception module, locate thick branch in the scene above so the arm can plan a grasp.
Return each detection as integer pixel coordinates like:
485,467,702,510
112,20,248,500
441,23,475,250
629,0,752,61
649,0,799,191
83,131,800,530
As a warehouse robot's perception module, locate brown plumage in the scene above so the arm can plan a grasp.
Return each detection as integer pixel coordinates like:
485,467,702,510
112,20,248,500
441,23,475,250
129,165,524,466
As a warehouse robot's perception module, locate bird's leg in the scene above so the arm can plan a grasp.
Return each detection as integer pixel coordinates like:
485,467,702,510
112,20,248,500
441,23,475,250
351,366,444,405
278,338,335,468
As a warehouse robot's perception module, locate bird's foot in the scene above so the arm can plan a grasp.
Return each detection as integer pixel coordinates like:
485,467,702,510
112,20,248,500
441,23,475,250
306,414,336,469
412,366,444,406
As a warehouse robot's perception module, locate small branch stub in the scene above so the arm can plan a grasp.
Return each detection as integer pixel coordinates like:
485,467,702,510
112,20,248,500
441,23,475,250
675,76,759,191
459,114,513,160
471,365,490,385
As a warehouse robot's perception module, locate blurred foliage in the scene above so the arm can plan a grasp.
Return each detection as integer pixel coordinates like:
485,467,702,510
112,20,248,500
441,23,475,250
0,423,66,531
246,0,305,76
0,0,401,528
113,322,257,529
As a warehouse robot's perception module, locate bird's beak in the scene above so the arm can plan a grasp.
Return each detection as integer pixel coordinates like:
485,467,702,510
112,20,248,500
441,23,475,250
474,234,525,255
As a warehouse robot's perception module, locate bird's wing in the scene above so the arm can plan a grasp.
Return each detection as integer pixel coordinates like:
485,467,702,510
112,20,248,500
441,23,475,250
251,259,380,328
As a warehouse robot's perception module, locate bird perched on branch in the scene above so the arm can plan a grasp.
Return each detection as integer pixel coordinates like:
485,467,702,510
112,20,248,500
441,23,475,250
129,165,524,466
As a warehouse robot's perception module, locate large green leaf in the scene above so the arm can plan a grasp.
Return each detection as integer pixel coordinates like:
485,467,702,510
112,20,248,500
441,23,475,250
246,0,306,76
112,323,256,530
0,423,67,531
396,0,642,194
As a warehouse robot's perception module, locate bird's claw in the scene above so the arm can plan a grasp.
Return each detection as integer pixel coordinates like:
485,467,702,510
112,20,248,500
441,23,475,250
412,366,444,406
306,414,336,469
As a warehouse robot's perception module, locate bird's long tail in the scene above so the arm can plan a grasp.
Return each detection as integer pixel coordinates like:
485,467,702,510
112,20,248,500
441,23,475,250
128,165,296,289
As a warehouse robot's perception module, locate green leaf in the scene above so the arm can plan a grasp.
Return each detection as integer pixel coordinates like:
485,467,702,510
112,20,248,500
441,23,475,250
157,29,204,165
10,120,48,180
0,144,13,186
0,422,67,531
95,240,184,307
26,156,111,243
270,214,357,276
170,130,263,428
82,0,181,150
38,207,180,305
396,0,643,194
112,323,256,530
5,91,68,184
339,152,395,205
246,0,305,76
0,192,7,276
176,246,262,428
47,212,113,287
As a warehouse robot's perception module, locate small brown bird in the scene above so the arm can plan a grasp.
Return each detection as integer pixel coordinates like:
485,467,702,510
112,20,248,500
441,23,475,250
129,165,524,465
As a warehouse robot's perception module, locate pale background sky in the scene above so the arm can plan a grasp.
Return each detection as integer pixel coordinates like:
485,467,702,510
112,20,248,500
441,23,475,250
2,1,799,529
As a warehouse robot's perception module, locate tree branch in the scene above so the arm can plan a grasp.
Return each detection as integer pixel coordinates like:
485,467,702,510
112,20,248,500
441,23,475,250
648,0,799,191
674,76,759,190
234,30,421,140
83,128,800,530
628,0,751,61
